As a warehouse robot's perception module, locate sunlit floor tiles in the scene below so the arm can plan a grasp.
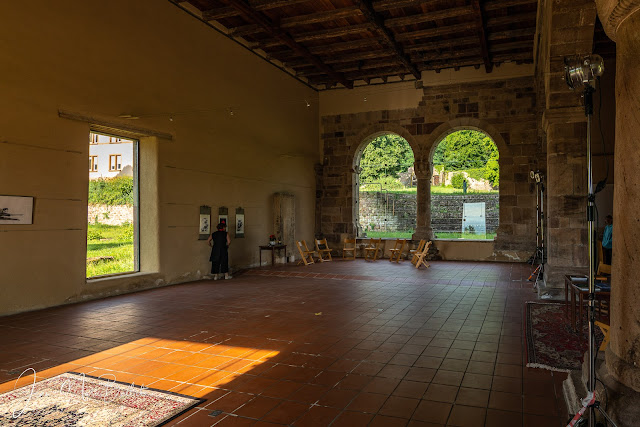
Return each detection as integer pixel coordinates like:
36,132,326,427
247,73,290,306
0,260,568,426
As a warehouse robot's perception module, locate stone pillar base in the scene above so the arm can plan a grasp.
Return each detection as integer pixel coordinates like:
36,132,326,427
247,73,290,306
412,226,432,241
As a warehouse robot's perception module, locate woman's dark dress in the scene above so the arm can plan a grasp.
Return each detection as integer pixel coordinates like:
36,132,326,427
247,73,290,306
209,230,229,274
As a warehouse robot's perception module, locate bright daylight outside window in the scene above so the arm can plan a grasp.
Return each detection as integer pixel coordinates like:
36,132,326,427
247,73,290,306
431,130,499,240
87,132,138,278
358,134,415,238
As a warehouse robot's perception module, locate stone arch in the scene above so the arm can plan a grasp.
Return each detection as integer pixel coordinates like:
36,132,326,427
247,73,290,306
426,118,506,241
349,123,419,238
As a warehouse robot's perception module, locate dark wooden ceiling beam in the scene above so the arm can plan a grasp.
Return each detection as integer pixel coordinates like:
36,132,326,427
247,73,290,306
385,6,474,27
229,6,362,37
395,22,476,41
286,51,396,69
404,36,480,53
221,0,353,88
261,23,375,48
204,0,311,21
484,0,538,11
471,0,492,73
356,0,420,80
486,12,537,27
373,0,440,12
489,40,533,53
273,38,382,59
487,27,536,41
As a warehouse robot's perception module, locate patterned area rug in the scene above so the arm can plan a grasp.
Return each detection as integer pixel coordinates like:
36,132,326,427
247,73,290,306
0,372,203,426
525,302,603,372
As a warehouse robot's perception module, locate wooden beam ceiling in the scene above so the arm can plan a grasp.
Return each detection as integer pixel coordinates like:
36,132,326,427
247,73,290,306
355,0,420,80
221,0,353,88
471,0,492,73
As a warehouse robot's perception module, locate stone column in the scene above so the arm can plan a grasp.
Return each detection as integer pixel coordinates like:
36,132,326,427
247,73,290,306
412,159,433,240
595,0,640,392
543,109,589,288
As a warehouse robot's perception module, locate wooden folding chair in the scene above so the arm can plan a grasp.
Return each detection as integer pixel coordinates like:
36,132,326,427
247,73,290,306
411,241,432,269
595,321,610,351
342,238,356,260
389,239,406,263
296,240,315,266
315,238,333,262
364,238,382,261
409,240,426,259
596,261,611,282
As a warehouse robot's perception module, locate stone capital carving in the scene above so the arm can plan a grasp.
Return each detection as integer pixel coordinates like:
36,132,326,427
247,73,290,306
596,0,640,41
414,160,432,179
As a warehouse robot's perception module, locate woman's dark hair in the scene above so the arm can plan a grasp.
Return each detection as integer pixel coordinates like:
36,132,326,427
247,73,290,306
217,223,226,231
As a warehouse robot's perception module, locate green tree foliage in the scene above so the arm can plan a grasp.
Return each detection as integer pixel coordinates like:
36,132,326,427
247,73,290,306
359,134,414,183
485,159,500,187
433,130,498,170
451,172,466,189
433,130,499,188
88,176,134,205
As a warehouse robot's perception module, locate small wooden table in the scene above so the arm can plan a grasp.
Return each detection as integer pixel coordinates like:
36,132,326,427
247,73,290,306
565,275,611,332
259,244,287,266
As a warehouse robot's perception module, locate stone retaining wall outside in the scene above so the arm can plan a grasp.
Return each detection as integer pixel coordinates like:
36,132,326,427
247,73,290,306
88,205,133,225
359,192,499,233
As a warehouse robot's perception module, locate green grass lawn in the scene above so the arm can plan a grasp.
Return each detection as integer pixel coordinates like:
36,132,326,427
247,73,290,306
433,232,496,240
363,230,496,240
365,231,414,239
87,223,134,277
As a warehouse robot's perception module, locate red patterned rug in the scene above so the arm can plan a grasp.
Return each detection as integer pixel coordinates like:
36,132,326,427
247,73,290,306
0,372,203,426
525,302,603,372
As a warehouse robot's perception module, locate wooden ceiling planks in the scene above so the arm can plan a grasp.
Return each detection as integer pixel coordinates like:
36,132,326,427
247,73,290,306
171,0,539,89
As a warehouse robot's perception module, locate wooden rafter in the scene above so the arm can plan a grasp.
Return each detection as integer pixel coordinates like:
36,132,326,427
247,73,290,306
220,0,353,88
204,0,311,20
471,0,492,73
356,0,420,79
395,22,476,41
261,23,375,48
229,6,362,37
484,0,538,11
274,38,382,59
384,6,474,27
404,36,480,53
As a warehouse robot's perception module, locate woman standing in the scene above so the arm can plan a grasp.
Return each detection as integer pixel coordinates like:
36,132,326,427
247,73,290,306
208,222,232,280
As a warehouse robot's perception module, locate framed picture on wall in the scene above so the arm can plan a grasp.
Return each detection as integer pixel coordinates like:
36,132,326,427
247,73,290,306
236,207,245,238
199,205,211,240
0,195,34,225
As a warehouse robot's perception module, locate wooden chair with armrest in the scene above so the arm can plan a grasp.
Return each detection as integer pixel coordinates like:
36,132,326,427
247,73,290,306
389,239,406,263
296,240,316,266
411,241,433,269
315,238,333,262
364,238,382,261
342,238,356,260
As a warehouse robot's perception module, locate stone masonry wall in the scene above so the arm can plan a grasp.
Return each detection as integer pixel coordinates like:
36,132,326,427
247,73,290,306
319,76,540,260
88,204,133,226
359,192,499,234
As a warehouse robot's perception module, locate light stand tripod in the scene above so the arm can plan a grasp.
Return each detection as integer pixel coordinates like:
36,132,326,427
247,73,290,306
564,55,616,427
528,172,545,284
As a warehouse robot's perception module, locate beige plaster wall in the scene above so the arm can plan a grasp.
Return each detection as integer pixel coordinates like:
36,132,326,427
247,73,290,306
0,0,318,315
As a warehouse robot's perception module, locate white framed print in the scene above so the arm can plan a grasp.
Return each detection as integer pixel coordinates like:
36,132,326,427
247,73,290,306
0,195,34,225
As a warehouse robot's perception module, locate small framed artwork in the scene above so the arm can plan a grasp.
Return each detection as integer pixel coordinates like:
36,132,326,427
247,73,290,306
235,207,245,238
199,205,211,240
0,195,34,225
218,206,228,229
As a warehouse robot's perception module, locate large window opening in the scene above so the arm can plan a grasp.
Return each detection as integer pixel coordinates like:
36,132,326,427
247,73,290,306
357,134,415,238
87,131,139,278
431,130,499,240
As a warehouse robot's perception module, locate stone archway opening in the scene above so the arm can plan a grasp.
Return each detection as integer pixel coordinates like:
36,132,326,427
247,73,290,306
429,129,499,240
354,133,416,238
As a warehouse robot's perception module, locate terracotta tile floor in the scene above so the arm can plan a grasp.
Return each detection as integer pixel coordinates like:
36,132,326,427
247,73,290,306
0,260,569,426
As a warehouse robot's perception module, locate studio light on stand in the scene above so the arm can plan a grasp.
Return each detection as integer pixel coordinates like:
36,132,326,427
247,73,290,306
563,55,616,427
528,170,545,286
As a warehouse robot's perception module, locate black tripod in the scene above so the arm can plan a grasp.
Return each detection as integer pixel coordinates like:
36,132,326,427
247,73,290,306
528,173,545,284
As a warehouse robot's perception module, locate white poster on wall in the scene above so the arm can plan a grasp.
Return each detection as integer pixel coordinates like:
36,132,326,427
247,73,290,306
0,196,33,224
462,202,486,235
